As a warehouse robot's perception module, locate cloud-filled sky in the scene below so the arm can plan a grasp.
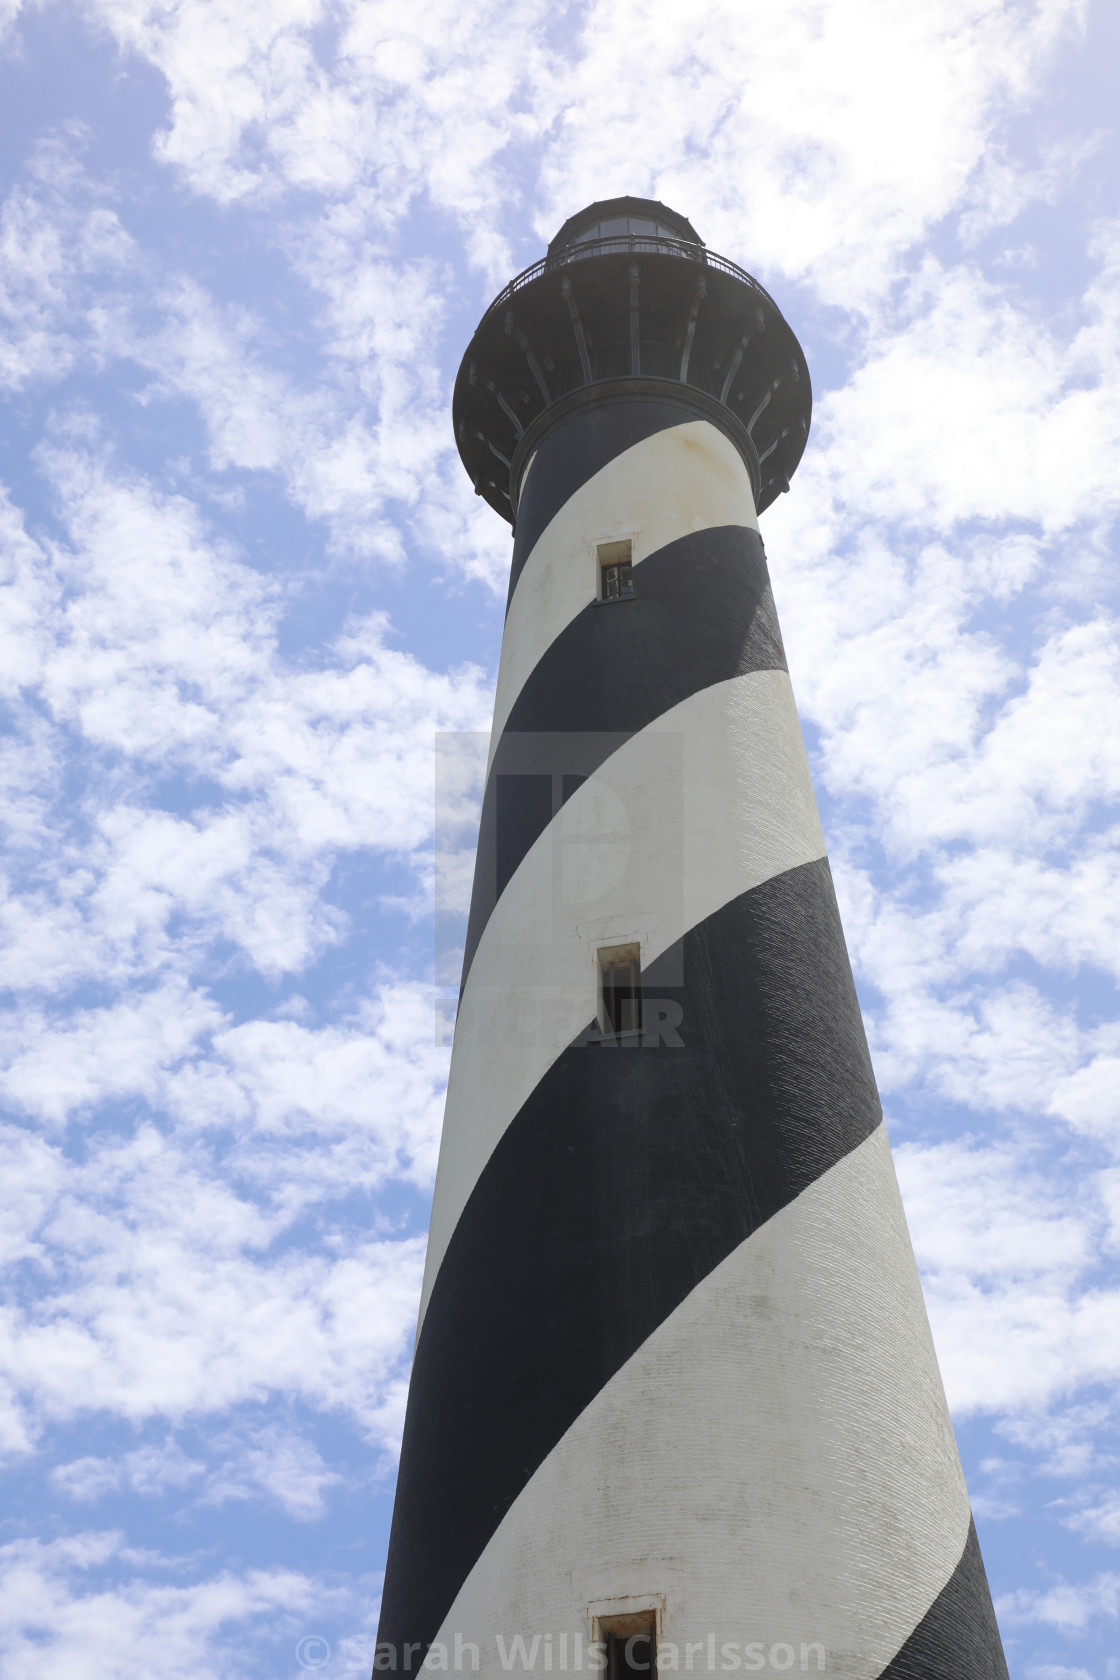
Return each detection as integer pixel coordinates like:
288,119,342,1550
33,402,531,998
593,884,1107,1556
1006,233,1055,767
1,0,1119,1674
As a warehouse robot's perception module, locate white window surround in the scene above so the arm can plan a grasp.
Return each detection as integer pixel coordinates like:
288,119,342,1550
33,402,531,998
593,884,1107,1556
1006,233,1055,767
588,1596,665,1646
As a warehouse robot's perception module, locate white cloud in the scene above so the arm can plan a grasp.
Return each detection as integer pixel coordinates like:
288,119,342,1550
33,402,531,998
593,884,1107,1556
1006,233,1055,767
0,487,59,701
0,983,221,1124
83,0,1088,313
1050,1057,1120,1144
0,139,135,392
85,0,548,270
0,1126,61,1268
0,977,442,1449
898,1139,1092,1283
895,1138,1120,1415
787,258,1120,543
166,982,448,1190
51,1441,205,1503
1065,1490,1120,1548
132,272,465,567
999,1571,1120,1632
933,844,1120,982
53,1425,341,1521
0,143,508,583
1028,1668,1099,1680
0,1530,324,1680
539,0,1087,308
996,1401,1119,1480
0,988,442,1455
0,1123,425,1446
32,442,491,796
199,1423,342,1520
869,980,1083,1116
0,450,493,998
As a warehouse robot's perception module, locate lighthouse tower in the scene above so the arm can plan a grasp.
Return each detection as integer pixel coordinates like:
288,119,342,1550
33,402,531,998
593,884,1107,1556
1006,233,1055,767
377,200,1009,1680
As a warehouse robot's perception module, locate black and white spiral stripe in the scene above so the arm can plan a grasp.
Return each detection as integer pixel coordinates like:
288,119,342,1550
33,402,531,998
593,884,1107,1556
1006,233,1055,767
378,396,1008,1679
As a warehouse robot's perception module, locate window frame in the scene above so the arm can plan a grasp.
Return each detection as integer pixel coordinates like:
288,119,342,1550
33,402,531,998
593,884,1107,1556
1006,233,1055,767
591,1607,661,1680
597,941,643,1040
595,537,635,605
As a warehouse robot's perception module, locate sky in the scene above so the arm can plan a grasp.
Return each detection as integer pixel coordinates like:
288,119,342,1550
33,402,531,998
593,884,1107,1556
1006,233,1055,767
0,0,1119,1675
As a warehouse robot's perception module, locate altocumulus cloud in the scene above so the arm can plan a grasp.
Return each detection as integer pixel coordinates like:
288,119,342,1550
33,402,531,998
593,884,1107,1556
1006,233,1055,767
1,0,1119,1675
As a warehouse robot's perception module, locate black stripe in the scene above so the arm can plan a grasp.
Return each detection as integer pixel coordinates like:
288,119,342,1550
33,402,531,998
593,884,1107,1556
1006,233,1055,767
878,1518,1009,1678
495,773,552,900
463,527,785,989
509,396,715,608
378,857,882,1657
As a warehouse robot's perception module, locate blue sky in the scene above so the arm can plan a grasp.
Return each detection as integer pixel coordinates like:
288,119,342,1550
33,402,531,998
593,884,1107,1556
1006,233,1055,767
1,1,1119,1675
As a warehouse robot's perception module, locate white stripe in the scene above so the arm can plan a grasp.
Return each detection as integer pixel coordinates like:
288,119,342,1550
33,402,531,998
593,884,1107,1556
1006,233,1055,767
490,421,758,774
433,1122,971,1680
420,668,825,1332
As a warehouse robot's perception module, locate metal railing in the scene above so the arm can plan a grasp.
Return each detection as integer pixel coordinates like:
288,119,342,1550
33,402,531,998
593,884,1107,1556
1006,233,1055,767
479,234,780,325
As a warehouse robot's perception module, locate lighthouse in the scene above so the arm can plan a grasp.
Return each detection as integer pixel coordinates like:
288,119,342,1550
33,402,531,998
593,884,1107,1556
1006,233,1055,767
376,199,1009,1680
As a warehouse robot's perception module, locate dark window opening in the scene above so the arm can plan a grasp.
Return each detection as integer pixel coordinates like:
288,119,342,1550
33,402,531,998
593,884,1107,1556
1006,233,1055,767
597,538,634,603
603,1616,657,1680
607,1634,655,1680
601,561,633,600
600,946,642,1036
571,216,689,245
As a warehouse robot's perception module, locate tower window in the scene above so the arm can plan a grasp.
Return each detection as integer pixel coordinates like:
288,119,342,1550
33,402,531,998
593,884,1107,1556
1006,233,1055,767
598,539,634,603
599,943,642,1036
602,1614,657,1680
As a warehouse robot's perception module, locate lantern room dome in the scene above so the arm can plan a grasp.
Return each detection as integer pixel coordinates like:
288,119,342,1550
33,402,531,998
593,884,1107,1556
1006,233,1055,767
547,196,703,256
